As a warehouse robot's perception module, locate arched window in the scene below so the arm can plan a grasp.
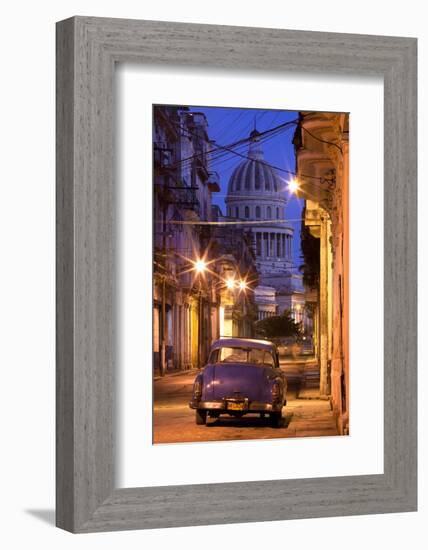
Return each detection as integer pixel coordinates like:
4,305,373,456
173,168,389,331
267,206,271,219
255,206,261,218
245,206,250,218
235,206,239,218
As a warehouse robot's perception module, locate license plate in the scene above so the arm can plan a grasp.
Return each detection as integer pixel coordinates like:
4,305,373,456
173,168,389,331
227,401,245,411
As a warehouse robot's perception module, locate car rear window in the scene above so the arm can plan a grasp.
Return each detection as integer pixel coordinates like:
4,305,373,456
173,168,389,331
210,346,275,366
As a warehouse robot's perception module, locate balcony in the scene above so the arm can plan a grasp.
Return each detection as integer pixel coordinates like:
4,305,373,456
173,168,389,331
207,171,221,192
170,182,200,215
154,142,174,170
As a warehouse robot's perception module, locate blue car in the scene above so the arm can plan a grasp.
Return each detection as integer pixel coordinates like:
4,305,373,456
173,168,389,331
189,338,287,427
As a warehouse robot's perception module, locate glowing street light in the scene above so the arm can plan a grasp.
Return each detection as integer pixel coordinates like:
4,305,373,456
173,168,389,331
226,278,235,290
238,280,248,292
288,178,300,194
194,258,207,274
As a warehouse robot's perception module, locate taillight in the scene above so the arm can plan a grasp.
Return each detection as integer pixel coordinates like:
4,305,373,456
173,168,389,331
271,381,280,401
193,378,202,400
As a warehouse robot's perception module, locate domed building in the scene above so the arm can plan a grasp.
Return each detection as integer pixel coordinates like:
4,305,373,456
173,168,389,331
225,129,298,320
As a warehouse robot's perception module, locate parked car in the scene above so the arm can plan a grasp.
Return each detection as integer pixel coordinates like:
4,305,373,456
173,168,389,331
189,338,287,427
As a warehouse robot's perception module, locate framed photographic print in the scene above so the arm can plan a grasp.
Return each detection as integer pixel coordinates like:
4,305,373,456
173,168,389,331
56,16,417,532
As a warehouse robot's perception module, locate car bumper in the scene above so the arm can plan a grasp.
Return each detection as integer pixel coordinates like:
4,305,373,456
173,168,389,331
189,399,284,412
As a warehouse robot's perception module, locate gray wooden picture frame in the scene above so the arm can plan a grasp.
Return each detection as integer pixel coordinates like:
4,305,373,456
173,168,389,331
56,16,417,533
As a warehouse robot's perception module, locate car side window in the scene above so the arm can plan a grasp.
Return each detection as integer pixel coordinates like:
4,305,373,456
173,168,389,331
262,352,275,367
209,349,219,363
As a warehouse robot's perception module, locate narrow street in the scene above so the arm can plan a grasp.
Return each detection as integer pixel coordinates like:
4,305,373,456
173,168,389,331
153,360,339,444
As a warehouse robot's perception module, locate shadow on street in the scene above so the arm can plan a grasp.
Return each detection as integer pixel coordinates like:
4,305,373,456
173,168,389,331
153,367,340,444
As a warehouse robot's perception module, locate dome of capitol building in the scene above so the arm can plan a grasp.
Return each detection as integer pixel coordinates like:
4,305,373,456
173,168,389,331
225,128,297,319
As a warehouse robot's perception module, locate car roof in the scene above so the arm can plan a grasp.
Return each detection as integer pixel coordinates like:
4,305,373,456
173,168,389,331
210,338,275,352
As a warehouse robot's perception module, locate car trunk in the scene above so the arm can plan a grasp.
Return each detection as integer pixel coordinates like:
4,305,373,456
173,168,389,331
211,363,267,402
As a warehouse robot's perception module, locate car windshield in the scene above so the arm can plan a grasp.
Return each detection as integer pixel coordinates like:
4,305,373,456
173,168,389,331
209,346,275,367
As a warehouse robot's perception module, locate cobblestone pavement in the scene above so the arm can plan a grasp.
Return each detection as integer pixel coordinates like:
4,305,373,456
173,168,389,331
153,366,340,444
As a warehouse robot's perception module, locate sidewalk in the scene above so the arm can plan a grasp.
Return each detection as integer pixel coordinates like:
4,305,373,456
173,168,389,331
296,388,330,400
154,367,199,381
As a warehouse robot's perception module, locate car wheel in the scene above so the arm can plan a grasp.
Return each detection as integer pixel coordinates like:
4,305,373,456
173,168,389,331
195,409,207,425
270,411,282,428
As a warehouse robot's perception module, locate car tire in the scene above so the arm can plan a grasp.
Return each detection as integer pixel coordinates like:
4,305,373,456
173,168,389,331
195,409,207,425
270,411,282,428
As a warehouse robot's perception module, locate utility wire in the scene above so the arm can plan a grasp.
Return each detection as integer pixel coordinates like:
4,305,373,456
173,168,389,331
174,120,324,182
157,218,305,226
300,122,343,154
172,118,299,170
207,125,295,172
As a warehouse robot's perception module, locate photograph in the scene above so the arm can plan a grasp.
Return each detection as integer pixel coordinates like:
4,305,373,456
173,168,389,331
152,104,349,444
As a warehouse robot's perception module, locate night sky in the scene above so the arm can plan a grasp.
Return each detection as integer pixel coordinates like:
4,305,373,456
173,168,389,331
188,105,304,270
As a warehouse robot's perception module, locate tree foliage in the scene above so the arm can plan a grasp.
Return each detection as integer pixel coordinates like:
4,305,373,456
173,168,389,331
254,310,301,338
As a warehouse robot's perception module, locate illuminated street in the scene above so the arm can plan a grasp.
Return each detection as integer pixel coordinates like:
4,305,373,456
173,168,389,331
153,105,350,440
153,362,339,444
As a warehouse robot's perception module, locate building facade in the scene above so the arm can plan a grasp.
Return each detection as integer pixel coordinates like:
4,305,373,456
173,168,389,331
294,111,349,434
153,107,257,375
210,205,258,338
225,129,305,325
153,107,219,374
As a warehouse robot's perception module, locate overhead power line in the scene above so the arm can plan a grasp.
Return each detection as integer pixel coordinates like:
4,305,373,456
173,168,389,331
158,218,305,226
173,119,325,182
207,123,294,168
171,118,299,169
301,125,343,154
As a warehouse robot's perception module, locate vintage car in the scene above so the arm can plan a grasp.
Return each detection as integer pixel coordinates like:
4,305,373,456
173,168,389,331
189,338,287,427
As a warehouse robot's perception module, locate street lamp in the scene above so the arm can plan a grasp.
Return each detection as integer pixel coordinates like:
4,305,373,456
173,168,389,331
225,277,235,290
288,178,300,194
238,279,247,292
194,258,207,274
192,257,208,369
238,279,249,336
